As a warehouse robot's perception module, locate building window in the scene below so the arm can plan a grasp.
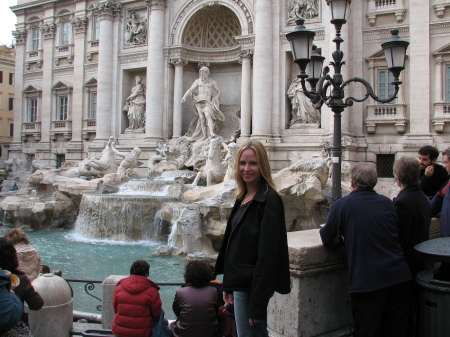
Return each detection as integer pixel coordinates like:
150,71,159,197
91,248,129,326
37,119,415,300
31,28,40,51
9,73,14,85
56,154,65,168
28,98,38,122
60,21,71,46
93,15,100,41
58,95,68,120
8,97,14,111
90,92,97,119
446,65,450,102
377,69,396,104
377,154,395,178
9,123,13,137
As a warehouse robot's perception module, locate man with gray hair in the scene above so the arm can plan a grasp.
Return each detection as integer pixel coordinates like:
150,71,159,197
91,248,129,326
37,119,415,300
320,163,412,337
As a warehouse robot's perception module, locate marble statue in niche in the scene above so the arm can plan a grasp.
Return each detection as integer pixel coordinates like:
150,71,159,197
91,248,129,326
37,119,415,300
182,66,225,140
287,77,320,126
123,75,146,132
125,11,147,45
287,0,320,25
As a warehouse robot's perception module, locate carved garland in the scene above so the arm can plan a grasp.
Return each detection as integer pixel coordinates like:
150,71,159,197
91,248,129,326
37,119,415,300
72,16,88,34
170,0,253,45
40,23,56,40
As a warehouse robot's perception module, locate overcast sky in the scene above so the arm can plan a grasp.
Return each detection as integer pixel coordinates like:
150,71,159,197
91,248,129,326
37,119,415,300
0,0,18,47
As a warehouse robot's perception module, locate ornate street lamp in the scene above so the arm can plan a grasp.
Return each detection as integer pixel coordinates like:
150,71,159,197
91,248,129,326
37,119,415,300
286,0,409,202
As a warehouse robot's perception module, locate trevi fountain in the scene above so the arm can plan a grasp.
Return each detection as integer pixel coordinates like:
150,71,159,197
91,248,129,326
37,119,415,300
0,66,337,257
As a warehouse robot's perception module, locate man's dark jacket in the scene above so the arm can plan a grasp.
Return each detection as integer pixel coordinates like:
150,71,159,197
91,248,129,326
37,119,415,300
420,163,449,199
214,181,291,321
319,188,411,293
393,186,431,277
430,181,450,237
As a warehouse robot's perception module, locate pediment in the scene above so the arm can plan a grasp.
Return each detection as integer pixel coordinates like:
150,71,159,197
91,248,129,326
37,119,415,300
366,49,385,61
52,81,72,91
433,42,450,56
27,16,43,23
84,77,97,86
23,84,42,93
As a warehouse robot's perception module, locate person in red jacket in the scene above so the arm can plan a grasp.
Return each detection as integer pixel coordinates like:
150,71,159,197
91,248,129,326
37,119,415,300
112,260,162,337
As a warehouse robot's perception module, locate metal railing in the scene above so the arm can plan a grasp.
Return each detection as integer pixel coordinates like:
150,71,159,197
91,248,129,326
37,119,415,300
66,279,103,311
65,279,184,312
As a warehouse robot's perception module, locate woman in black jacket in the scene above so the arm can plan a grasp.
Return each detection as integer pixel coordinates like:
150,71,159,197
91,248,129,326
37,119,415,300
215,140,290,337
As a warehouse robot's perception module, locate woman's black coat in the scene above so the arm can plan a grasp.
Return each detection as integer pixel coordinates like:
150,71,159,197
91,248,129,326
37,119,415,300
214,181,291,320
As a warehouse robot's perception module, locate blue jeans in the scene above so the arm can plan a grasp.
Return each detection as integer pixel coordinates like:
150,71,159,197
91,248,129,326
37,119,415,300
233,291,268,337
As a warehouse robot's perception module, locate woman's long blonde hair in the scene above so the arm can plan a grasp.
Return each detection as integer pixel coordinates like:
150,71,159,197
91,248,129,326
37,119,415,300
234,140,276,199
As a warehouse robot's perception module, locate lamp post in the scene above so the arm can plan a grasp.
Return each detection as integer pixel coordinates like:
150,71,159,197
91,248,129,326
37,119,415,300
286,0,409,202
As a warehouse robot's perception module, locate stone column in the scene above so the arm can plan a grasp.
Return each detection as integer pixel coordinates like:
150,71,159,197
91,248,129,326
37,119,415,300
68,15,88,157
145,0,166,141
170,58,187,139
251,0,272,138
435,56,444,103
11,28,26,150
93,0,122,141
40,19,56,146
239,49,253,139
408,0,430,137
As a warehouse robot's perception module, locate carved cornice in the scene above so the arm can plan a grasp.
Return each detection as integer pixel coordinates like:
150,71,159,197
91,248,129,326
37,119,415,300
165,45,241,63
235,34,255,50
72,16,88,34
171,0,254,45
93,0,122,19
118,51,148,64
12,29,27,45
363,26,409,37
430,22,450,30
434,2,450,18
40,23,56,40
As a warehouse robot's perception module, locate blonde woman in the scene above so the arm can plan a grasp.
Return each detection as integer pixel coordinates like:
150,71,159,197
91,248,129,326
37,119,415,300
215,140,290,337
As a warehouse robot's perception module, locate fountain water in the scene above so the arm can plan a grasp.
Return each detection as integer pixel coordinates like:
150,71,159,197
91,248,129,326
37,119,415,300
75,178,184,242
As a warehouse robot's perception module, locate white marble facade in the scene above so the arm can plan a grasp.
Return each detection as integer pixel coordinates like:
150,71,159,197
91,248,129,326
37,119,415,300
8,0,450,175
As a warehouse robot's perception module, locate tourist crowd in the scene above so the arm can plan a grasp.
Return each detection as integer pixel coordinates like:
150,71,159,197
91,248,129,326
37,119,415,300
2,142,450,337
320,145,450,337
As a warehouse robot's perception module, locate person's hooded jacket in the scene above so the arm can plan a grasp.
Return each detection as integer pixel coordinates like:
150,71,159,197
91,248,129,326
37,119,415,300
112,275,162,337
15,243,41,282
0,269,23,332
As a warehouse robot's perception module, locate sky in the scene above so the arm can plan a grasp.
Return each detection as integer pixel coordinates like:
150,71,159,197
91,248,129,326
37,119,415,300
0,0,18,47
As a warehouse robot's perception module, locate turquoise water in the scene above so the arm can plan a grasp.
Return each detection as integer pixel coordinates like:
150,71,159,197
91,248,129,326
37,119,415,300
0,229,187,320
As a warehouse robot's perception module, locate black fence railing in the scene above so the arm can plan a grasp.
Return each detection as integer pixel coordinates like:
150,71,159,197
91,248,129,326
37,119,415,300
65,279,184,312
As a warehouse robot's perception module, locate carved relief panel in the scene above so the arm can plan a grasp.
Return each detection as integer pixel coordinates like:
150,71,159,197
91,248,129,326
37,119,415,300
124,9,148,47
286,0,321,25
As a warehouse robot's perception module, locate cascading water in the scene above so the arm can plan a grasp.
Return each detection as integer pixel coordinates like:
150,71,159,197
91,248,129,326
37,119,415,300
75,178,184,242
74,170,229,254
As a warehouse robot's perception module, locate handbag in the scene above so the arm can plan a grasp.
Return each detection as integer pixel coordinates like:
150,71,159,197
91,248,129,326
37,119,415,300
151,309,172,337
0,321,34,337
218,305,237,337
